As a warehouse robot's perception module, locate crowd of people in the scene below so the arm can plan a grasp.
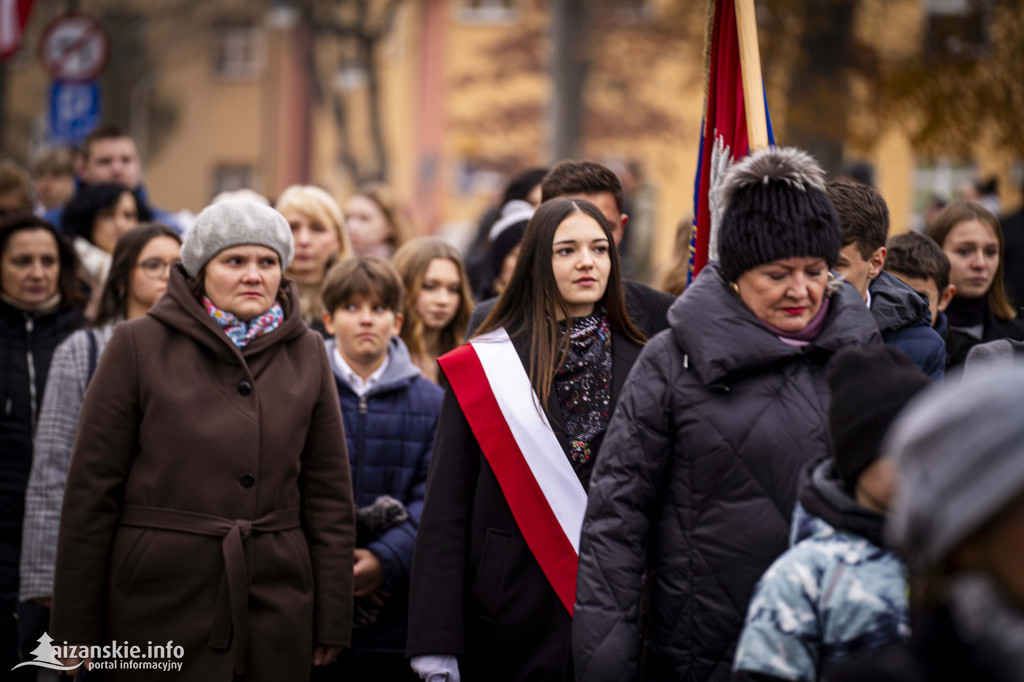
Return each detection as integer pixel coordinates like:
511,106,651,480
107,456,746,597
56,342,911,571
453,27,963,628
1,124,1024,682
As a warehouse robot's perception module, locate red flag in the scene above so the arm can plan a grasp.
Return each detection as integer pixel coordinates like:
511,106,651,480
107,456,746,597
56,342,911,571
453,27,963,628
689,0,773,281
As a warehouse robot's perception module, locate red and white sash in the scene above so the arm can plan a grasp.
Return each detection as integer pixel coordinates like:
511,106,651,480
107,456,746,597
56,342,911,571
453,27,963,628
438,327,587,615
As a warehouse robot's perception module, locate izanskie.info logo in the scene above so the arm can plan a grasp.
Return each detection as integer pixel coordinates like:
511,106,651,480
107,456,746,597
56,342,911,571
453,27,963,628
13,632,185,673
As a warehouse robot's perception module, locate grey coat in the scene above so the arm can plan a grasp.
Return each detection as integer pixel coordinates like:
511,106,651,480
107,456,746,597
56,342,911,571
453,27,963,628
20,322,117,601
573,263,881,682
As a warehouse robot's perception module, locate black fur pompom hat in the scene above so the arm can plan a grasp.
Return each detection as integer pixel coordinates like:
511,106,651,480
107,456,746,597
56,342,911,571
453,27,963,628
716,146,841,283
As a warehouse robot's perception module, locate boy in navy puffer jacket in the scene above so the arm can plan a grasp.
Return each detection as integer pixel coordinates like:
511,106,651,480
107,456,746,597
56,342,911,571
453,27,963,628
732,346,930,682
316,258,443,681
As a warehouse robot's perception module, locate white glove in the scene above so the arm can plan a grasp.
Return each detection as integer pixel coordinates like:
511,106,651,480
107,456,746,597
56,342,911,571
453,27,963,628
410,654,460,682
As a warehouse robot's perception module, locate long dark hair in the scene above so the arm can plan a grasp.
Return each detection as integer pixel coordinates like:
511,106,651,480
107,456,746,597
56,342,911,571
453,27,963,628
927,200,1016,320
92,223,181,327
0,212,88,307
62,183,151,244
477,197,644,411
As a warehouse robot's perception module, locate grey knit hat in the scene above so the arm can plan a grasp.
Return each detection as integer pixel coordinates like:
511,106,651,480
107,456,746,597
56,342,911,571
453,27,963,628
716,146,841,283
885,363,1024,571
181,200,294,277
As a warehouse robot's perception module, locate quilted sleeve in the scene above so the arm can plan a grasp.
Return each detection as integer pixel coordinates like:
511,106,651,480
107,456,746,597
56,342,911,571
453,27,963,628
573,337,676,682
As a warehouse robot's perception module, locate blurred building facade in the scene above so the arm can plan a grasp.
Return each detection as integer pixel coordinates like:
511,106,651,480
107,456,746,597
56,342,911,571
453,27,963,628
2,0,1021,276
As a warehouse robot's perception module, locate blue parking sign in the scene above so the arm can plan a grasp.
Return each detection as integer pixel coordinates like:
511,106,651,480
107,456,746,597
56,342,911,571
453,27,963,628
48,80,102,146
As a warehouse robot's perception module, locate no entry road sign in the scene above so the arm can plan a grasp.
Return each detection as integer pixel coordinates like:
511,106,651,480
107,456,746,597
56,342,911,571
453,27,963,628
38,13,109,81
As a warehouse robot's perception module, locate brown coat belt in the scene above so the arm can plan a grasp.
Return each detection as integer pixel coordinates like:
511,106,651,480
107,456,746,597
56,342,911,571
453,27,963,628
119,504,302,674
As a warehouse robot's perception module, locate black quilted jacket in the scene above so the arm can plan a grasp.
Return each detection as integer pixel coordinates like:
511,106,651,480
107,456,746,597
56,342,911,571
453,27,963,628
572,263,880,682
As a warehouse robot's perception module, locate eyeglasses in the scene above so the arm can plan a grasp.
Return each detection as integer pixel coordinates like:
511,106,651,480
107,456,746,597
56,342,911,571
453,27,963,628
135,258,176,279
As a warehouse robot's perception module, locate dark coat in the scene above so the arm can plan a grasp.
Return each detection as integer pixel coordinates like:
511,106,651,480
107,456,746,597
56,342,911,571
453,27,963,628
825,606,1003,682
50,266,355,681
573,263,881,682
466,280,675,340
326,336,442,653
868,271,945,380
0,298,81,591
1001,206,1024,306
942,295,1024,369
406,326,643,682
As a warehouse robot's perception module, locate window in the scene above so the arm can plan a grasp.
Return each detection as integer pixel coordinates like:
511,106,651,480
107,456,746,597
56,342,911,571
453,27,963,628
212,164,259,200
924,0,991,60
457,0,518,24
215,23,265,79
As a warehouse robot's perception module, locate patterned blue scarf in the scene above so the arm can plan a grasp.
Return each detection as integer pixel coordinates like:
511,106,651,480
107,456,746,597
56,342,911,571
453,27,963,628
203,296,284,348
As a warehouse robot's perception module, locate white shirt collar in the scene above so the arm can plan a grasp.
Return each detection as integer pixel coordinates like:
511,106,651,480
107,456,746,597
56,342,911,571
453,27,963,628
865,287,872,309
333,347,389,398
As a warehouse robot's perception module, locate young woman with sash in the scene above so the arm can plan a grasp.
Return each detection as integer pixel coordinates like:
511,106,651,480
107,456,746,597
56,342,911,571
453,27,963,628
406,197,645,682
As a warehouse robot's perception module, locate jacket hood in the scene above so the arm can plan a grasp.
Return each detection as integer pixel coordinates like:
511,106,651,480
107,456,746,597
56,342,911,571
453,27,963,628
325,336,422,396
147,263,308,364
667,261,881,385
869,270,932,331
796,457,887,547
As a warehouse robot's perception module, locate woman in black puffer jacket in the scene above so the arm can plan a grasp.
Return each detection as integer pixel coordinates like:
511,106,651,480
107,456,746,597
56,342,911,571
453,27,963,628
573,148,881,682
0,213,85,675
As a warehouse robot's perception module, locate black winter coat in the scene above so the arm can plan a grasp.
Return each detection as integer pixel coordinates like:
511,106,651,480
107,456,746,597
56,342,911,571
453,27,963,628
942,294,1024,369
406,327,643,682
573,263,881,682
0,298,82,592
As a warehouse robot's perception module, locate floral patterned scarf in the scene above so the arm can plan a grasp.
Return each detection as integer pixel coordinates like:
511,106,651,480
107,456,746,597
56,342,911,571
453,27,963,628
203,296,284,348
554,311,613,464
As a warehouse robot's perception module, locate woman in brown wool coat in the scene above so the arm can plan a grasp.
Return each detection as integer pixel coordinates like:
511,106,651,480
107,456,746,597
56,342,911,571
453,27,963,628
49,201,356,681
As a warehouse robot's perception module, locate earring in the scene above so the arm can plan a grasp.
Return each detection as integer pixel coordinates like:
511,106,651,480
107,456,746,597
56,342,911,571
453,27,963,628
730,281,740,296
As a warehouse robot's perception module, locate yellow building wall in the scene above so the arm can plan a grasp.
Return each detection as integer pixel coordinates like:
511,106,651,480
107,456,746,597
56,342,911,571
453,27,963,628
5,0,1021,267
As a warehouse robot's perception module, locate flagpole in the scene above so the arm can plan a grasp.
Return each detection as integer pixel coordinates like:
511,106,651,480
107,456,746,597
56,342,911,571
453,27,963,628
734,0,769,151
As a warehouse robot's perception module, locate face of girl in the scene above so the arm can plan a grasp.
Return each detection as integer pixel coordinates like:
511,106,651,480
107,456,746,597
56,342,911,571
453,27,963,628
203,245,282,321
1,228,60,305
344,195,392,256
415,258,462,331
92,191,140,254
127,236,181,318
283,209,341,280
551,211,612,319
735,256,829,333
942,218,1000,299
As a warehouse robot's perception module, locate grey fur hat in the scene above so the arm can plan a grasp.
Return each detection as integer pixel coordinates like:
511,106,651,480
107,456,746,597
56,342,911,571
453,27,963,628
885,363,1024,571
716,146,841,283
181,200,294,277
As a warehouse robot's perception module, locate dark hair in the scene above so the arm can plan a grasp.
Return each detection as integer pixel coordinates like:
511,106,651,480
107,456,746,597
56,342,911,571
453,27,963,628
885,232,951,293
477,197,644,412
93,223,181,327
928,200,1016,320
321,257,405,317
61,183,150,244
827,180,889,259
392,237,474,363
541,160,624,214
81,124,131,161
502,167,548,205
0,212,88,307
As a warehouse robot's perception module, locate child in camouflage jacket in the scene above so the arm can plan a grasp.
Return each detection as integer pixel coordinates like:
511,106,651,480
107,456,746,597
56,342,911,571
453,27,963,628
732,346,930,681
